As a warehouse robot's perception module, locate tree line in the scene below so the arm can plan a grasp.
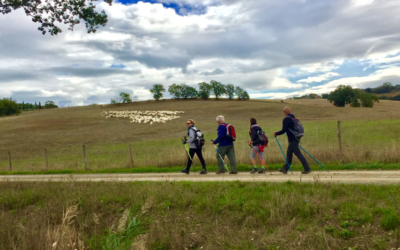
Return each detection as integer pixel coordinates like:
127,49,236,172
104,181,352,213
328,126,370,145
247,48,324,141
0,99,58,117
149,81,250,101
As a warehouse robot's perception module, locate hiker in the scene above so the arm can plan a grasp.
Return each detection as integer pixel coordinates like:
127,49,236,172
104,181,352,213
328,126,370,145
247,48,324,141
181,119,207,174
248,118,267,174
211,115,238,174
273,106,311,174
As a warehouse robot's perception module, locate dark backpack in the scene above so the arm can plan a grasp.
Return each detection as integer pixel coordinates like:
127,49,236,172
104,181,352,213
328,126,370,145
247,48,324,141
257,129,269,146
222,124,236,141
288,116,304,140
191,128,205,148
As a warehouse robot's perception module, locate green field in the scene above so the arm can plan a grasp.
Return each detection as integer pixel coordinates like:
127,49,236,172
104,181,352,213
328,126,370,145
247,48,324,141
1,181,400,249
1,99,400,173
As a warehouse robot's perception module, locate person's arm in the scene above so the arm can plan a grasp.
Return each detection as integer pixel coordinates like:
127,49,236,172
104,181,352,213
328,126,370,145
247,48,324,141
188,128,195,144
275,118,289,136
213,125,224,144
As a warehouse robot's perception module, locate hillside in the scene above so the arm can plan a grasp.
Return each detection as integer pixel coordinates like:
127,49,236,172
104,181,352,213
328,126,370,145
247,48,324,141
1,99,400,172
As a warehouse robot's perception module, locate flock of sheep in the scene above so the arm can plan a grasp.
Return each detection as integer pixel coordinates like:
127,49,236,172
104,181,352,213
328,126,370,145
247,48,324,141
101,110,184,125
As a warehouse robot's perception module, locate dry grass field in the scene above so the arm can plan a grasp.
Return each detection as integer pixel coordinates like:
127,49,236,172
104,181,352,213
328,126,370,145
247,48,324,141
1,99,400,172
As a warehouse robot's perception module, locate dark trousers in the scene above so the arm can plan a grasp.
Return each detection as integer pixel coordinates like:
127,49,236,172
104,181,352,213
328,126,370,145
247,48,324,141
283,141,311,171
186,148,206,171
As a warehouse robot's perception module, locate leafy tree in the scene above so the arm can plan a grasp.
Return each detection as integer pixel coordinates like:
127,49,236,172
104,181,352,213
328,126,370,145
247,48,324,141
365,88,372,93
0,0,112,35
198,82,212,100
210,80,226,99
119,92,132,103
150,84,165,101
242,91,250,100
379,96,389,100
392,95,400,101
327,85,356,107
356,91,379,107
39,102,42,109
225,84,235,99
0,98,20,116
182,86,198,99
45,100,58,108
168,84,183,99
372,82,395,94
321,93,330,99
234,86,250,100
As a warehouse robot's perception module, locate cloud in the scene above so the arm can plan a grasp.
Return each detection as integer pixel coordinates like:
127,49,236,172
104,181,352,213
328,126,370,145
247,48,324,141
297,72,340,83
200,68,224,76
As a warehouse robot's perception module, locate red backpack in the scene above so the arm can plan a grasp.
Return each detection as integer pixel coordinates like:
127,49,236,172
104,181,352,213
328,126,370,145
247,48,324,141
222,123,236,141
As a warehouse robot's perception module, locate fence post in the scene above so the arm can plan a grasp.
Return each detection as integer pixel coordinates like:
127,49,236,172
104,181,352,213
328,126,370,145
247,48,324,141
44,148,49,170
129,144,134,168
337,121,343,162
8,151,12,171
83,145,87,170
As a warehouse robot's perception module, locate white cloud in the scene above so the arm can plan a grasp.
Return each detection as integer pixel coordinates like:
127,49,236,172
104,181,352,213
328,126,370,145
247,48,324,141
297,72,340,83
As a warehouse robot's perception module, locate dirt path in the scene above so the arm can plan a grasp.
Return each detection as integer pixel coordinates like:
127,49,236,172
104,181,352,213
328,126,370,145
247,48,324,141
1,171,400,184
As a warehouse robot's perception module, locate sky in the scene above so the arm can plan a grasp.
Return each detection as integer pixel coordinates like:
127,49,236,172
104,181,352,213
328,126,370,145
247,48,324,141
1,0,400,106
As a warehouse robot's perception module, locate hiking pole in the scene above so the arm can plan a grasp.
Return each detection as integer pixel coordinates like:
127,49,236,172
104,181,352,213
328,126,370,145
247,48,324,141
211,140,230,172
248,144,271,174
183,138,192,161
298,145,329,172
275,137,293,174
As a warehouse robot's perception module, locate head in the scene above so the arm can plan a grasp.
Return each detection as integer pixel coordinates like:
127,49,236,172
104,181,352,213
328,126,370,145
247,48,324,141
216,115,225,125
186,119,195,128
283,106,291,116
250,118,257,126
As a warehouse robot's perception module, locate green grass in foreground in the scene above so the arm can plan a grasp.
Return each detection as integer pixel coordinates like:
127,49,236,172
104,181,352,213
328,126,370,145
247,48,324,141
1,162,400,175
1,181,400,249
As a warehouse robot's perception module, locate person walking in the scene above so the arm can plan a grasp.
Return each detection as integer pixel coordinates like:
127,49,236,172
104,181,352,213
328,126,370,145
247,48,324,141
273,106,311,174
248,118,267,174
211,115,238,174
181,119,207,174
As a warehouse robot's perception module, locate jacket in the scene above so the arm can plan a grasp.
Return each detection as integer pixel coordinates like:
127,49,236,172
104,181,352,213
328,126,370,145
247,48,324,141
187,126,198,149
249,124,262,146
275,114,297,143
213,123,233,147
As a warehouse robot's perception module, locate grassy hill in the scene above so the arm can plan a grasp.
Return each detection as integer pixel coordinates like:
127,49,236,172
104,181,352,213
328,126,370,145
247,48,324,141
1,99,400,172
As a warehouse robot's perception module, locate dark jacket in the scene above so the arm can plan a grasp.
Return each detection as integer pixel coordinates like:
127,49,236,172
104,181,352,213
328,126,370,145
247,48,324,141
275,114,297,143
213,123,233,147
249,125,262,146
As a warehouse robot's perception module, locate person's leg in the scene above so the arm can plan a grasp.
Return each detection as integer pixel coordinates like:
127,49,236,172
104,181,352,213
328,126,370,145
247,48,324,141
283,144,294,171
185,148,196,171
226,145,237,173
195,148,206,170
217,146,228,172
250,148,258,173
292,142,311,171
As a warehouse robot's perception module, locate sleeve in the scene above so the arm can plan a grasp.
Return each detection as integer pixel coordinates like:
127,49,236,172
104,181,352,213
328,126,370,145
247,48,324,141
275,118,289,136
213,125,224,144
188,128,195,143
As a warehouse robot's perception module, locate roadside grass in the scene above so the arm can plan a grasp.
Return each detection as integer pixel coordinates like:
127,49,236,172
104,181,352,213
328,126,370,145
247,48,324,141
1,162,400,175
1,181,400,249
1,99,400,173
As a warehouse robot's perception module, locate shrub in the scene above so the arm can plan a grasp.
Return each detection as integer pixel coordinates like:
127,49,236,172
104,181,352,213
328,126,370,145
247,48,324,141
0,98,20,116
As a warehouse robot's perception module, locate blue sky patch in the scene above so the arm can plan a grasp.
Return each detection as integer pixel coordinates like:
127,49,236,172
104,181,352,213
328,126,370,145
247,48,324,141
110,64,126,69
116,0,208,16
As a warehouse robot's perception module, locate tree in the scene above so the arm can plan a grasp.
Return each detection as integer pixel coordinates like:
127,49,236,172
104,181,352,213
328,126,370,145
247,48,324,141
392,95,400,101
45,100,58,108
365,88,372,93
225,84,235,99
119,92,132,103
0,98,20,116
182,86,198,99
198,82,212,100
372,82,395,94
150,84,165,101
356,91,379,107
242,91,250,100
327,85,356,107
168,84,183,99
210,80,226,99
0,0,112,35
38,102,42,109
321,93,329,99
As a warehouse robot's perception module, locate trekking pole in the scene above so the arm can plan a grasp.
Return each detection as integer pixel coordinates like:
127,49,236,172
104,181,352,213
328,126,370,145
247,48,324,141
275,137,293,174
211,140,230,172
298,145,329,172
248,144,271,174
183,138,192,161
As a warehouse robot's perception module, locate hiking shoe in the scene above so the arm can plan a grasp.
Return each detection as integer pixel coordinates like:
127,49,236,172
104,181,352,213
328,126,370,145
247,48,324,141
215,170,226,174
258,168,266,174
180,169,189,175
229,171,238,174
199,169,207,174
301,170,312,174
278,168,288,174
250,168,258,174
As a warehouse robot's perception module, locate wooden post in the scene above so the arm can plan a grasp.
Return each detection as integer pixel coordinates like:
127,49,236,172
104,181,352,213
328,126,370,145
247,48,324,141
337,121,343,162
83,145,87,170
129,144,134,168
44,148,49,170
8,151,12,171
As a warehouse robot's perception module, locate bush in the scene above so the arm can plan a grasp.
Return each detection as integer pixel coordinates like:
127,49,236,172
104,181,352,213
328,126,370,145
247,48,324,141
44,100,58,109
0,98,20,116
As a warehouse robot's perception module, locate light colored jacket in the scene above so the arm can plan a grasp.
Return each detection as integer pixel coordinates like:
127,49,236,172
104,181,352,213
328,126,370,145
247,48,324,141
188,126,198,149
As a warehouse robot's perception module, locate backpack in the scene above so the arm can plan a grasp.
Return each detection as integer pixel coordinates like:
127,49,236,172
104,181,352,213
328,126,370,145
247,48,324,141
222,124,236,141
191,128,205,148
288,116,304,140
257,129,269,146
